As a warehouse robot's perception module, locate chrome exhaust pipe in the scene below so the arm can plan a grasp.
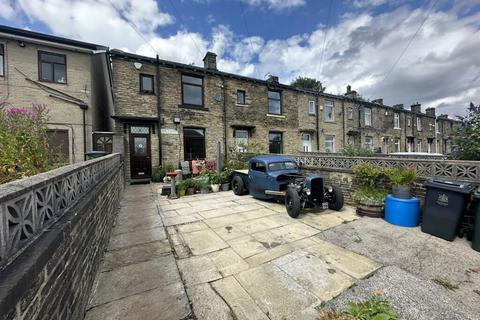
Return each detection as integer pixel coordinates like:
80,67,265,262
265,190,286,196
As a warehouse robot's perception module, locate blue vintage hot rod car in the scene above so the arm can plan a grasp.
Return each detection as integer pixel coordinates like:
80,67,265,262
231,155,344,218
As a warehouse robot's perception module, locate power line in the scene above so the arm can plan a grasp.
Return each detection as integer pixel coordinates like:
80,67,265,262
240,1,257,57
381,0,440,84
106,0,158,55
318,0,334,77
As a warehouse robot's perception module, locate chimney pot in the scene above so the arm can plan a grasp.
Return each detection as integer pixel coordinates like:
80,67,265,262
203,51,217,70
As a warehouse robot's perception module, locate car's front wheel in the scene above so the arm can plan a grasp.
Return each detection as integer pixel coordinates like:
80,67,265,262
327,185,344,211
285,187,301,218
232,175,246,195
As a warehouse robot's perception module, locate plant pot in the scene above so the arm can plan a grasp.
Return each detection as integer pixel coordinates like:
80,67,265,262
211,184,220,192
186,187,195,196
356,199,384,218
392,185,412,199
221,183,230,191
178,189,186,197
200,188,209,194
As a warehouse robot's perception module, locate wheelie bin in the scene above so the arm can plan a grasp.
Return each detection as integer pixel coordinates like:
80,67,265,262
421,179,475,241
472,188,480,252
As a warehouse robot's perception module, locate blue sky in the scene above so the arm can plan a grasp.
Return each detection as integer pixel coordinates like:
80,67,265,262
1,0,479,116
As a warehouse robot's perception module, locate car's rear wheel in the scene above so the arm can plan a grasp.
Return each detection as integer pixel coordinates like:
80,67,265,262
327,185,344,211
285,187,301,218
232,176,246,195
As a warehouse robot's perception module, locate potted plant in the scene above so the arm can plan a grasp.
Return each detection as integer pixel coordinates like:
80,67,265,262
210,172,222,192
199,181,210,194
185,179,196,195
353,162,387,218
386,167,417,199
176,181,187,197
220,172,230,191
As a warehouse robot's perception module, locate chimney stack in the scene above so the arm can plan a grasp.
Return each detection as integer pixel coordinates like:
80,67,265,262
372,98,383,105
425,107,436,117
438,114,449,119
393,104,404,110
344,85,358,97
410,102,421,114
267,74,279,83
346,85,351,94
203,51,217,70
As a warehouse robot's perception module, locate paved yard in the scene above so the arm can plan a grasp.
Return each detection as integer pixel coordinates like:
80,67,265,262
85,183,480,320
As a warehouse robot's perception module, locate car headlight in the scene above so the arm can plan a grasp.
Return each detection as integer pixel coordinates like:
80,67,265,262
328,186,333,193
304,188,311,195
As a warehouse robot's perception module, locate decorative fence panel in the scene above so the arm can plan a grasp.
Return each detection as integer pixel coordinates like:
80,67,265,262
0,154,121,269
290,154,480,183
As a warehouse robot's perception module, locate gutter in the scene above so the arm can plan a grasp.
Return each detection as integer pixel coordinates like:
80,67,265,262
155,55,163,165
0,33,101,54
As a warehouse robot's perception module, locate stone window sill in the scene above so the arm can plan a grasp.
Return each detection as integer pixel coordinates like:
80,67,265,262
179,105,209,111
266,114,286,119
236,103,248,107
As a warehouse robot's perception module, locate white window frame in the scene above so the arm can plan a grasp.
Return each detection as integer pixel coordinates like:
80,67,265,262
308,101,315,115
394,139,400,152
365,136,373,151
324,100,334,122
302,133,311,152
324,135,335,153
364,108,372,126
407,117,411,127
428,141,432,153
0,43,4,77
417,140,422,152
394,113,400,129
235,129,249,152
416,117,422,131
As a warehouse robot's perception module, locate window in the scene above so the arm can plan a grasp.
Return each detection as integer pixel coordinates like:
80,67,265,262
324,100,334,122
251,161,266,172
416,117,422,130
347,108,353,120
325,136,335,153
183,128,205,160
394,113,400,129
0,44,4,77
308,101,315,115
427,138,433,153
236,90,246,105
365,136,373,151
268,90,281,114
38,51,66,83
302,133,311,152
407,117,411,127
417,140,422,152
407,137,414,152
382,137,389,154
235,129,248,152
182,75,203,106
364,108,372,126
269,161,297,171
269,132,283,153
435,121,440,134
46,129,69,161
140,74,154,93
394,139,400,152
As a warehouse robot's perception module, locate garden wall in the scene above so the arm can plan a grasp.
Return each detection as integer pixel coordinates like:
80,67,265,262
0,154,124,320
293,154,480,227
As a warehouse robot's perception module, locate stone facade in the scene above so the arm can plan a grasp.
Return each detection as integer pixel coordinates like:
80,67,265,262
109,50,461,181
0,26,112,163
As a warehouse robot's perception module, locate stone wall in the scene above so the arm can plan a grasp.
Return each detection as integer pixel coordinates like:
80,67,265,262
0,154,124,320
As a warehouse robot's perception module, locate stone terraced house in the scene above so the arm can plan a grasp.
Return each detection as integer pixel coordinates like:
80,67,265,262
108,50,460,182
0,25,114,163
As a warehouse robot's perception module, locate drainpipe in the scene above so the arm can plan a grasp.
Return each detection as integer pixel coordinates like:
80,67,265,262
342,100,346,150
221,75,228,162
156,55,163,165
81,106,88,160
315,94,320,151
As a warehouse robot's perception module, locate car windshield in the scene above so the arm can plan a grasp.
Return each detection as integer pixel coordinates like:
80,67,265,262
268,161,298,171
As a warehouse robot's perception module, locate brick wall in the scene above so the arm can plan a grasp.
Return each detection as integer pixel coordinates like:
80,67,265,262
0,157,124,320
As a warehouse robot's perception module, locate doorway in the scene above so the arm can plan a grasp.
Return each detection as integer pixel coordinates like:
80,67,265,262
129,126,152,180
302,133,311,152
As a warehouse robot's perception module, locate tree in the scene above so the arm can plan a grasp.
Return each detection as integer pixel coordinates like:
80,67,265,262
455,102,480,160
290,76,325,92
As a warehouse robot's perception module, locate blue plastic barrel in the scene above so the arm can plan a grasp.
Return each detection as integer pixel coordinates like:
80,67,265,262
384,194,420,227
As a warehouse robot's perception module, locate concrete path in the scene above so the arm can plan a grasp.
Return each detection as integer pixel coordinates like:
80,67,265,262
84,184,191,320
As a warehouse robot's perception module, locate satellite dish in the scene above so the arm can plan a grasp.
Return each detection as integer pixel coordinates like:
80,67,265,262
133,62,142,70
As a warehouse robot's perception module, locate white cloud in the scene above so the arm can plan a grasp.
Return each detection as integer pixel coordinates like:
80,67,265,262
241,0,305,11
352,0,388,8
0,0,15,19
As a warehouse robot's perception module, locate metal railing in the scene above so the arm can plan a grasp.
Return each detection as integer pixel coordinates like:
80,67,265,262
0,154,121,269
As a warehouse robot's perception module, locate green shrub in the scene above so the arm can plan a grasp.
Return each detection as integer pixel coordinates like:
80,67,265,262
352,163,387,203
152,166,166,182
165,162,176,172
176,180,187,191
386,167,417,187
0,105,59,184
317,293,399,320
342,144,374,157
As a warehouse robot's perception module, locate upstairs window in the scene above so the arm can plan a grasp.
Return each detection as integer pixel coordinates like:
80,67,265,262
182,75,203,106
308,101,315,115
236,90,246,105
347,108,353,120
0,44,4,77
140,74,154,94
39,51,66,83
364,108,372,126
324,100,334,122
407,117,411,127
416,117,422,130
394,113,400,129
268,90,281,114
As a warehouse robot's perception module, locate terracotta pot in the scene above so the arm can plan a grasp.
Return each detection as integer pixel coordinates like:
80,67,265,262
186,187,195,196
356,200,384,218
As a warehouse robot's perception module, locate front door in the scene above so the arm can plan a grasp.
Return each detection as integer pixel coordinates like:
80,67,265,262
302,133,311,152
129,126,152,180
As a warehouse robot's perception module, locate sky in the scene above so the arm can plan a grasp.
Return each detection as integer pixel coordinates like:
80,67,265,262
1,0,479,117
